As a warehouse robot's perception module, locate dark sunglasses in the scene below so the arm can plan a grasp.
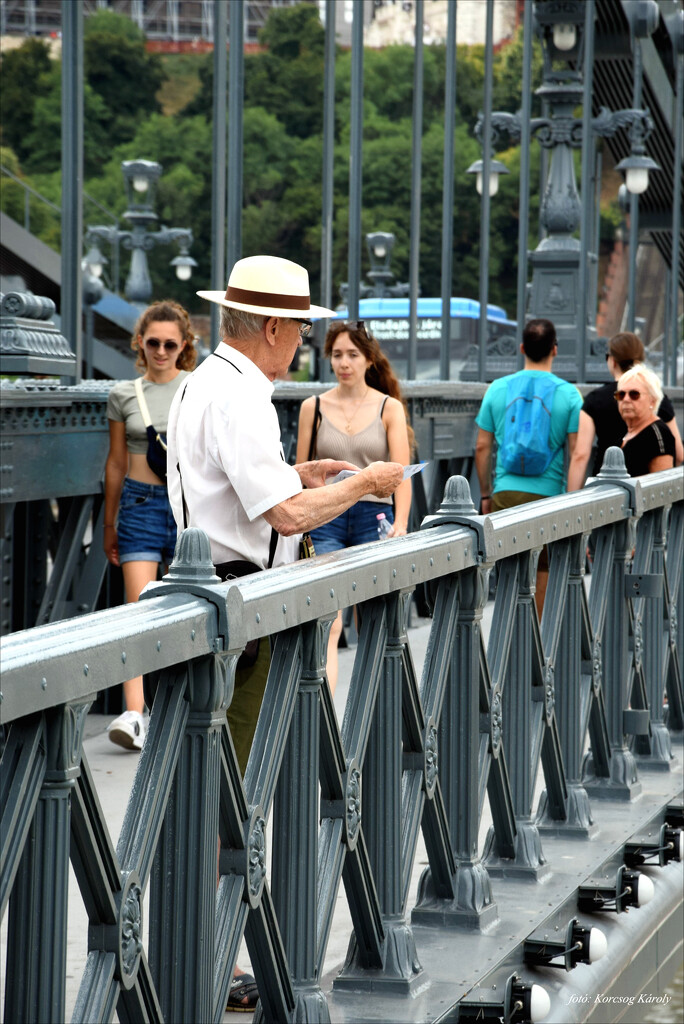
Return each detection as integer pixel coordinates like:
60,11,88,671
345,320,369,338
144,338,180,352
614,389,642,402
293,319,313,338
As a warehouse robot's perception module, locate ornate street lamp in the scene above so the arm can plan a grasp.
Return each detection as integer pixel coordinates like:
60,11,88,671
84,160,197,305
467,0,660,382
339,231,409,303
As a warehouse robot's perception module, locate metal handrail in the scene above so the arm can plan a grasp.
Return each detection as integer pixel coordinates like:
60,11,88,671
0,163,118,232
1,462,682,1023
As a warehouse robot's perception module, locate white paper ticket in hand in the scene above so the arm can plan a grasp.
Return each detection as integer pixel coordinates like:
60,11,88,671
326,462,428,485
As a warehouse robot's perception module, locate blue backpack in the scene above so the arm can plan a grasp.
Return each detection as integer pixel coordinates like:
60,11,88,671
498,374,561,476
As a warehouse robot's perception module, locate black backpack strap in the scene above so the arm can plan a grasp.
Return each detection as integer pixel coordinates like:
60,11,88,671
307,396,321,460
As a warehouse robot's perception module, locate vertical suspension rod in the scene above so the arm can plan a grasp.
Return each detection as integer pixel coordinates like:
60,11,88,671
407,0,424,381
439,1,457,381
477,0,494,383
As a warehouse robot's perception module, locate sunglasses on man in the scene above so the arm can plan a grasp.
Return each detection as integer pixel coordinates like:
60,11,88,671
293,319,313,338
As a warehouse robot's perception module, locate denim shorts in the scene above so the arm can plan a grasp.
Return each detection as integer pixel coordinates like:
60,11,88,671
310,501,393,554
117,477,177,564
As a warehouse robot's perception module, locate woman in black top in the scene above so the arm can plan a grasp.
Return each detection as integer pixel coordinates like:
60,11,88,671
616,364,675,476
568,332,682,489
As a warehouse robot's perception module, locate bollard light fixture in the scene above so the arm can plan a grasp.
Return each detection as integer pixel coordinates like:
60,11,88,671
524,918,607,971
624,824,683,868
84,159,195,304
578,865,655,914
458,974,551,1023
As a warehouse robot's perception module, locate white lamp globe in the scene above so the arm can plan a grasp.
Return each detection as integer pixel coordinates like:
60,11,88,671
133,175,150,193
529,983,551,1022
175,263,193,282
636,873,654,906
553,23,577,51
626,166,650,194
588,927,608,962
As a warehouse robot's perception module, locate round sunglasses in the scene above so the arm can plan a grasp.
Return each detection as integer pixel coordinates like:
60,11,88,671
144,338,180,353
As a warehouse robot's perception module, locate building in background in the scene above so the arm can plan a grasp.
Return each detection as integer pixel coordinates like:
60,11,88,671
364,0,519,48
1,0,520,49
0,0,316,46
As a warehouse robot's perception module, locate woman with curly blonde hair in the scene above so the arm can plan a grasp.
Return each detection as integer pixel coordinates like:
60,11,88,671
103,300,197,750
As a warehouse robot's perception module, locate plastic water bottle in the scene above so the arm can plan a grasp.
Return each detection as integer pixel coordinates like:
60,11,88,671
376,512,392,540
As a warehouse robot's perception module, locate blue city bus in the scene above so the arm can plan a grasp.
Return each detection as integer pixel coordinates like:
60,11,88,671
329,297,517,379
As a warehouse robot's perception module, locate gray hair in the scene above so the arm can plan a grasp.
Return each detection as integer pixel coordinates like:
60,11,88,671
617,362,664,410
219,306,268,341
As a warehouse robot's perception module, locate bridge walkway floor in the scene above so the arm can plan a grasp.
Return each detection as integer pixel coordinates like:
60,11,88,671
5,611,682,1024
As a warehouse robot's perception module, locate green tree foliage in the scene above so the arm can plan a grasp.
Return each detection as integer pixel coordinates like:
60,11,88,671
3,3,547,321
84,10,165,150
0,39,53,161
21,65,111,176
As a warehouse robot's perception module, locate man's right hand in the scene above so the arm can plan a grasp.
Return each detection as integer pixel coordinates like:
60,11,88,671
363,461,404,498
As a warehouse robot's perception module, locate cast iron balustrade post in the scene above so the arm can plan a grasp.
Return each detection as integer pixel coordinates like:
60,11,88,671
633,506,677,770
413,477,498,929
5,701,91,1023
583,449,643,799
665,500,684,730
271,617,334,1022
336,591,424,991
537,534,598,836
146,533,230,1022
483,547,549,879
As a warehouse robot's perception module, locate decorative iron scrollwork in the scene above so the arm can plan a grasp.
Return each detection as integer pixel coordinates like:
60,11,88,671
592,638,603,692
633,619,643,671
490,688,503,755
248,816,267,900
121,884,143,978
543,661,556,718
424,720,438,797
345,765,362,848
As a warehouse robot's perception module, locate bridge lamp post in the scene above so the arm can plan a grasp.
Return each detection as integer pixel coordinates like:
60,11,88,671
84,159,197,306
469,0,659,383
365,231,396,298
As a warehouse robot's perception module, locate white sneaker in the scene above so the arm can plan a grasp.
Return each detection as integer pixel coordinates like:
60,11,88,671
108,710,145,751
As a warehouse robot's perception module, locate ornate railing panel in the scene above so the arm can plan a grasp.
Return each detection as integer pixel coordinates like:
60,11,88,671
1,454,682,1023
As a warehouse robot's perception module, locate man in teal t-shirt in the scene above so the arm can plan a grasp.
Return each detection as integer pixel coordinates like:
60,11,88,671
475,318,582,614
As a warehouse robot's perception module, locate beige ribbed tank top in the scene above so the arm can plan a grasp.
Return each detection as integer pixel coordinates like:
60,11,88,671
316,397,391,505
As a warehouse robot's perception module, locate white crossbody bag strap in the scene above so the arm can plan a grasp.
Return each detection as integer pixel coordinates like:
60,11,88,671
134,377,167,450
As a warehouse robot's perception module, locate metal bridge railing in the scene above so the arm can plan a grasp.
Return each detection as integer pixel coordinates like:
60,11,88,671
1,453,682,1023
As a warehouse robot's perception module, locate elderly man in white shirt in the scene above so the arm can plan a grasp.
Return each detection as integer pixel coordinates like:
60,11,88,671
167,256,403,1013
167,255,403,769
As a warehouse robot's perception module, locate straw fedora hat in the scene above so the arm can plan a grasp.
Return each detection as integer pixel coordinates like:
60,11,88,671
197,255,336,318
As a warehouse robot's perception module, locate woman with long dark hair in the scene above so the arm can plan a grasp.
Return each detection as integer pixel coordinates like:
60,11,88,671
104,300,197,749
297,319,413,693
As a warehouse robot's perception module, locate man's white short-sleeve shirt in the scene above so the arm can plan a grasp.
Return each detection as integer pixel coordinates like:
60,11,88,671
166,344,302,568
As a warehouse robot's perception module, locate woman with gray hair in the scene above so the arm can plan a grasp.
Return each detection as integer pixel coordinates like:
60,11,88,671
616,363,676,476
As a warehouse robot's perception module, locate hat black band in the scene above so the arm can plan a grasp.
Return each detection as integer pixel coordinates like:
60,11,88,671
225,285,310,311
